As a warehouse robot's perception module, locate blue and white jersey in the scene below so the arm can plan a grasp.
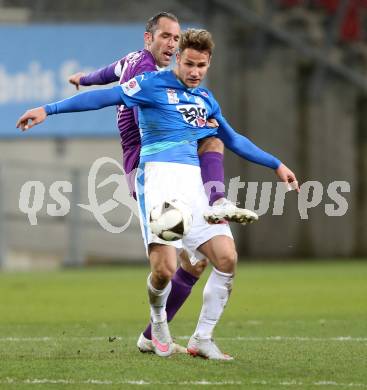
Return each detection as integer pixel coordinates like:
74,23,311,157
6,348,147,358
45,69,281,170
117,70,219,165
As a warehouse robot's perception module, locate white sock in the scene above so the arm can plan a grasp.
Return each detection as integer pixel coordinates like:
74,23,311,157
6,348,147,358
147,273,172,323
194,267,234,339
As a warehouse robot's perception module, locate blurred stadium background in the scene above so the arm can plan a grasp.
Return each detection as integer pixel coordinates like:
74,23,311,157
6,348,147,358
0,0,366,270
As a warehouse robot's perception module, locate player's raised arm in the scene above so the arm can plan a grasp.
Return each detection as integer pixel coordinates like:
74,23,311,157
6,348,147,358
69,60,123,90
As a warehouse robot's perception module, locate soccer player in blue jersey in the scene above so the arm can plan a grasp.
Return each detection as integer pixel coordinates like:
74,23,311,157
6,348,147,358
68,13,255,224
67,13,257,355
17,29,299,359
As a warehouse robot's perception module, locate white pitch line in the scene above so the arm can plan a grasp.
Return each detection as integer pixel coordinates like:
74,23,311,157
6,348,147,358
182,336,367,342
1,378,366,387
0,335,366,342
0,337,54,342
213,336,367,342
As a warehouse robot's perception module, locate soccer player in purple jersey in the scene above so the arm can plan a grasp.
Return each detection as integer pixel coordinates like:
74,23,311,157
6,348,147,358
68,12,255,355
69,13,177,200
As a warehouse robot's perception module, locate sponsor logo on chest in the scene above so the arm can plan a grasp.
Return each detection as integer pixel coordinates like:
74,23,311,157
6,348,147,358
176,104,207,127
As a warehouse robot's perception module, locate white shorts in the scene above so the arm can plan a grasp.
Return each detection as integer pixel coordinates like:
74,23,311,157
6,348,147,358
135,161,233,263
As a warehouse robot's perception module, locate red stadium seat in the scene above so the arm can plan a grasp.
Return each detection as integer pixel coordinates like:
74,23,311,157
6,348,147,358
340,1,362,42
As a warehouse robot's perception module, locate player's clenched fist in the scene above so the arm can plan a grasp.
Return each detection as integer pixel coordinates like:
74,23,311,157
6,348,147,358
68,72,85,90
16,107,47,131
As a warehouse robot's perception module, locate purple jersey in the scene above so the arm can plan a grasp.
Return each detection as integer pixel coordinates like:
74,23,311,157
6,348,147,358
80,49,157,196
117,50,157,173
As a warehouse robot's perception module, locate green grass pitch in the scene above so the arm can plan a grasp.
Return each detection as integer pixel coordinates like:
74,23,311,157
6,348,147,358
0,261,366,389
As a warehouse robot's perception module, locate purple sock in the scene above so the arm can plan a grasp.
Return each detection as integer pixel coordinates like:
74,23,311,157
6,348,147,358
199,151,225,205
143,267,198,340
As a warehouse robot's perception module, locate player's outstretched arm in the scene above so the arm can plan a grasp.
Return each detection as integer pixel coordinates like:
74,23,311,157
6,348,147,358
69,61,121,90
216,115,281,169
216,116,299,190
16,86,125,131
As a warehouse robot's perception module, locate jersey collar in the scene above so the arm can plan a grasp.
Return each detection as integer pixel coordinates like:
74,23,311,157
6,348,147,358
169,70,198,92
142,49,162,71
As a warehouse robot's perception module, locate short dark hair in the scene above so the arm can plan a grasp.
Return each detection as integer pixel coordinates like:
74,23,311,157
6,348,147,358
179,29,215,56
145,12,179,34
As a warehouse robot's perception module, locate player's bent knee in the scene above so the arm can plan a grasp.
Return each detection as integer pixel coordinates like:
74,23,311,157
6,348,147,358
185,258,209,278
148,243,176,285
154,262,176,282
192,258,209,276
198,136,224,154
179,249,209,278
215,250,238,274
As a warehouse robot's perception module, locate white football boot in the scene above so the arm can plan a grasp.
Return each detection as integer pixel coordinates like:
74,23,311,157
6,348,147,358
137,333,154,353
137,332,187,354
187,335,233,360
204,198,258,225
151,319,175,357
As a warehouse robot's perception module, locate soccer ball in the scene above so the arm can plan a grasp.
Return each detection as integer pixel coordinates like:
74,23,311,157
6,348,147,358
149,199,192,241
